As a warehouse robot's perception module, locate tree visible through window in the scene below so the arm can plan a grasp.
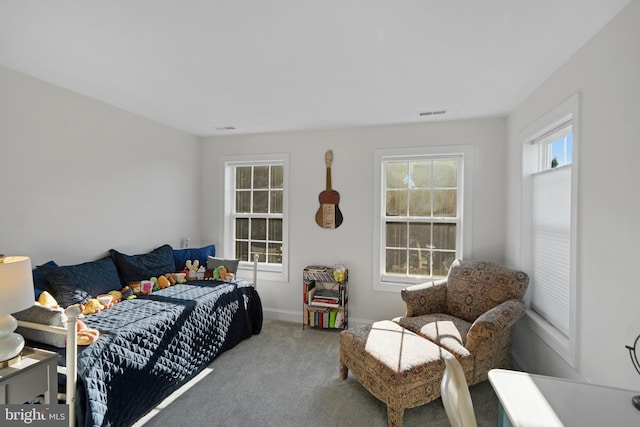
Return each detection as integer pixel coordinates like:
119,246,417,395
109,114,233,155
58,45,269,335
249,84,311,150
383,158,459,278
233,164,283,264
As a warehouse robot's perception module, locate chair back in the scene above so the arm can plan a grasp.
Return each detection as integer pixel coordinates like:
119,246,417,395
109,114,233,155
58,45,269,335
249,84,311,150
441,352,477,427
444,260,529,322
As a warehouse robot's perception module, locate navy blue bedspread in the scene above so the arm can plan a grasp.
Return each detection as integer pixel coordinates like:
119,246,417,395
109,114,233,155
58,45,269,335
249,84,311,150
73,279,262,427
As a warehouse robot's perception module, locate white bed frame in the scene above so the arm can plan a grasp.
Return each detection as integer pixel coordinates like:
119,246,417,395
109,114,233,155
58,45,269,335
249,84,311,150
17,255,258,427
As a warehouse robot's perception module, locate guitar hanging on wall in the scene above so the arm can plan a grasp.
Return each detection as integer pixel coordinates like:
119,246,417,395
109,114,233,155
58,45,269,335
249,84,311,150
315,150,343,229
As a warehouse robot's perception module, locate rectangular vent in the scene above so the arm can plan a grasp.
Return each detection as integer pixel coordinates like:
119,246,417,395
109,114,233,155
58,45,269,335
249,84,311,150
419,109,447,117
215,126,236,131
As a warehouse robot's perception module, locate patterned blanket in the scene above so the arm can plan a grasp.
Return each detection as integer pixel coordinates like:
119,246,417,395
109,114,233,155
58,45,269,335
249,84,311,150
74,280,262,426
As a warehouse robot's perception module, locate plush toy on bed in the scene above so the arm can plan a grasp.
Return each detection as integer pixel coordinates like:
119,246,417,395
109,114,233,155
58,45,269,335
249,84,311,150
82,299,104,315
185,260,199,279
212,265,228,281
37,291,61,309
34,292,100,346
158,275,171,289
76,319,100,346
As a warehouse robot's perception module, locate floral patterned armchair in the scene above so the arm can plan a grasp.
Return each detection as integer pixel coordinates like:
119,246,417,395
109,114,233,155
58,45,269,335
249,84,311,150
393,259,529,385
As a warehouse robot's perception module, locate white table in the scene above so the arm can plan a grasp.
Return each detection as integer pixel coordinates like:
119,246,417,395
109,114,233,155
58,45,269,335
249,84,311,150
488,369,640,427
0,347,59,404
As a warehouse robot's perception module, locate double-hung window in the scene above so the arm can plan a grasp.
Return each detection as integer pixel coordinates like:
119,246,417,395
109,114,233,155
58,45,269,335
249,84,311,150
221,154,289,282
373,146,472,291
521,93,579,365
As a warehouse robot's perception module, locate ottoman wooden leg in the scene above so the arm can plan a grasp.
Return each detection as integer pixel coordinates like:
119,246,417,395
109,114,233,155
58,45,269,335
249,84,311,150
339,360,348,380
387,405,404,427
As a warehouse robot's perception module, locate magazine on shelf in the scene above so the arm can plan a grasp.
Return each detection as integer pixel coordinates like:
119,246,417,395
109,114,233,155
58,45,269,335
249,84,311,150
304,265,328,273
314,288,340,299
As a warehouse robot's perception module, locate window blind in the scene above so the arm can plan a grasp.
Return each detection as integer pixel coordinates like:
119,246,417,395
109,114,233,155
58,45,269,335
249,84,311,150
531,166,571,338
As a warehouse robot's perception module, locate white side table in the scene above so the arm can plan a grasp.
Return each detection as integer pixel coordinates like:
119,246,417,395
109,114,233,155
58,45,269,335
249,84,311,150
0,346,60,404
489,368,640,427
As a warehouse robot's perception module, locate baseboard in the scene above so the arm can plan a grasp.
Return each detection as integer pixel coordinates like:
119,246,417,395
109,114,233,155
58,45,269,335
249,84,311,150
262,308,300,324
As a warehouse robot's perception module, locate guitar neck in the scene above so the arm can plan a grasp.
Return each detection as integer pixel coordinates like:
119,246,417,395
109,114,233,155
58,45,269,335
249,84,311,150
325,166,332,190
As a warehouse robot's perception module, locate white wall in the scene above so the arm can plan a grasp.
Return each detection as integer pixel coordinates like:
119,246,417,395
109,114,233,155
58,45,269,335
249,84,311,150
0,66,201,267
505,1,640,389
201,118,506,324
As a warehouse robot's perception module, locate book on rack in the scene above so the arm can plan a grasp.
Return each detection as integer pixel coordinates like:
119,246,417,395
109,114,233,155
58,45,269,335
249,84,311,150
310,301,340,308
309,289,340,307
314,288,340,299
307,287,317,305
304,265,328,273
303,280,316,304
335,311,345,328
329,311,337,328
310,287,340,307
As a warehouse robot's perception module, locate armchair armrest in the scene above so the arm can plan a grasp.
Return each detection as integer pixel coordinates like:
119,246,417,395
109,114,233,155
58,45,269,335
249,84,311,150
400,279,447,317
465,299,526,352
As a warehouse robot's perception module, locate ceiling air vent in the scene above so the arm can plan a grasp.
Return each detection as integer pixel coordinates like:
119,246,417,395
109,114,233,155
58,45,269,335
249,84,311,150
215,126,236,131
418,109,447,117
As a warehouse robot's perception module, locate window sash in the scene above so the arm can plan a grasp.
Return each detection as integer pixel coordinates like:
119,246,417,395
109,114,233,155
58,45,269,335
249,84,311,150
381,156,462,282
221,154,289,282
231,164,284,266
536,123,573,171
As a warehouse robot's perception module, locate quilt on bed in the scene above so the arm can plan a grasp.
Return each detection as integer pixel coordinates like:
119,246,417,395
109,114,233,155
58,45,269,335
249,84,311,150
72,279,262,427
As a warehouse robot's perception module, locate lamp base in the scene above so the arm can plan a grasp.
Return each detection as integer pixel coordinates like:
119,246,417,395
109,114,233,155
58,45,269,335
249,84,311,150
0,353,22,369
633,395,640,411
0,313,26,363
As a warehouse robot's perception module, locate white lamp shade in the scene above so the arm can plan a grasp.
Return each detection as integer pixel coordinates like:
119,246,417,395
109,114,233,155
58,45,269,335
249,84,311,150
0,256,35,314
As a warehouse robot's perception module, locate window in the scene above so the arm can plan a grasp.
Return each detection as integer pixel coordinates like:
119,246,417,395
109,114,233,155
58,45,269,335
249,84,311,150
221,154,289,282
373,146,473,291
521,93,579,365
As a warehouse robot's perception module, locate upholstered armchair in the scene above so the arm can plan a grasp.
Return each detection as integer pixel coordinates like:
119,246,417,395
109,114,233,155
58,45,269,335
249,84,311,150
393,260,529,385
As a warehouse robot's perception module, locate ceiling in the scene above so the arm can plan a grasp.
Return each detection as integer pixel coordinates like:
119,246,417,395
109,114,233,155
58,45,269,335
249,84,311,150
0,0,631,137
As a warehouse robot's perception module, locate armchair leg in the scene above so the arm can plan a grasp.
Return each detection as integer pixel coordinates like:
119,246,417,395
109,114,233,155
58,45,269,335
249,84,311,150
339,360,348,380
387,405,404,427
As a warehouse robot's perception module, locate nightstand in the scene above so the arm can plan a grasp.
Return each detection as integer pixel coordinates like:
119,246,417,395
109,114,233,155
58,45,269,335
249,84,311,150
0,346,60,404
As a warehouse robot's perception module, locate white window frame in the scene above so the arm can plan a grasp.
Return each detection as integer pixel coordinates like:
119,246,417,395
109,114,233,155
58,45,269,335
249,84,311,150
373,145,473,292
219,153,289,283
520,93,579,367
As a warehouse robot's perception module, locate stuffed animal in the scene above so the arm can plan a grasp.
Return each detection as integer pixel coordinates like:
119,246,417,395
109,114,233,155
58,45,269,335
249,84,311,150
158,275,171,289
165,273,177,286
186,260,199,279
213,266,228,281
121,285,133,299
196,265,206,280
108,290,123,303
76,319,99,346
82,299,104,315
37,291,60,309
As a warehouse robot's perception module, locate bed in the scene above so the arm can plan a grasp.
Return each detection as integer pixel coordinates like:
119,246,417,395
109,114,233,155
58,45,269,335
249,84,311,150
15,245,262,427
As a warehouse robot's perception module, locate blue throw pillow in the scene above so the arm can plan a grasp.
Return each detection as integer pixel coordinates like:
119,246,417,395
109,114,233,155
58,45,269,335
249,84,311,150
172,244,216,272
41,257,122,308
110,244,176,284
32,260,58,298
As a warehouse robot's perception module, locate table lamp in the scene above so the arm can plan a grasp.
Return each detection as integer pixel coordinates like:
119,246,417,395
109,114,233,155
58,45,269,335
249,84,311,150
626,334,640,410
0,255,35,367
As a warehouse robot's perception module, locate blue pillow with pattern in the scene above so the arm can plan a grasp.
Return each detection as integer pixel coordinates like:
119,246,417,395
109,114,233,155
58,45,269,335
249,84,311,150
172,244,216,272
110,244,175,285
41,257,121,307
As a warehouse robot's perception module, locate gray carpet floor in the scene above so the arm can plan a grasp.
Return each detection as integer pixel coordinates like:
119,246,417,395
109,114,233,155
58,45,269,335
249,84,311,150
140,319,499,427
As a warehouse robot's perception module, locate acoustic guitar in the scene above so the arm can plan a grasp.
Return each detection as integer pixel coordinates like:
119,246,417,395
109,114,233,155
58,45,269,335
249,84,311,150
315,150,343,229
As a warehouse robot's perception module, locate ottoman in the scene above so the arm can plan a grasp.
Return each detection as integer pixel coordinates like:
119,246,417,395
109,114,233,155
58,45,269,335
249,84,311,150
339,320,451,427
